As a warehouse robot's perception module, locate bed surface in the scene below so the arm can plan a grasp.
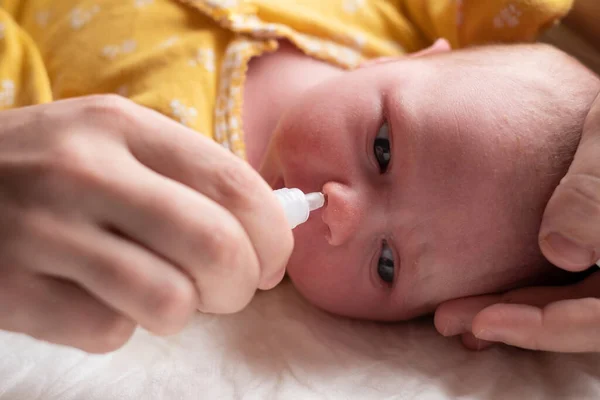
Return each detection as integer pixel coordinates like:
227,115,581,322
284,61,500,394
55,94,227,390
1,281,600,400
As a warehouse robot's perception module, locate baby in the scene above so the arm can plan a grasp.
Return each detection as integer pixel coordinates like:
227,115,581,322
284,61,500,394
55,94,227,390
0,0,598,329
259,41,599,321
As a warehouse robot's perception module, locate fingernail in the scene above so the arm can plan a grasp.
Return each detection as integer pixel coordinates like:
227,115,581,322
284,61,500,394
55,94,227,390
474,329,499,342
439,318,465,337
541,233,596,267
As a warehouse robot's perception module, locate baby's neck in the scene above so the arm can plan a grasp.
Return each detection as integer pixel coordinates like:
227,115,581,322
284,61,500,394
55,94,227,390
242,40,344,170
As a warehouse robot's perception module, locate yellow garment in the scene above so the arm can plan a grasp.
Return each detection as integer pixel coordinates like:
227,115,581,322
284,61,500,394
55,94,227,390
0,0,573,159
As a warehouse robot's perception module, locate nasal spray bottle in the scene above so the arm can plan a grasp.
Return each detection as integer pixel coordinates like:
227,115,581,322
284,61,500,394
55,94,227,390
273,188,325,229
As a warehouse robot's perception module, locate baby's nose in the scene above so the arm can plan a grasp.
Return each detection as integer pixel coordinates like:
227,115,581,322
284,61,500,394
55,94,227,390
321,182,363,246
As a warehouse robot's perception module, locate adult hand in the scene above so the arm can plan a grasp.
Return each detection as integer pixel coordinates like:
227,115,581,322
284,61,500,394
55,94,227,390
0,95,292,353
434,92,600,353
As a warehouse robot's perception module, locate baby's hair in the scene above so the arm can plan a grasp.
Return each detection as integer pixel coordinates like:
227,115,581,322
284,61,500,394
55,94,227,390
437,43,598,175
419,44,600,285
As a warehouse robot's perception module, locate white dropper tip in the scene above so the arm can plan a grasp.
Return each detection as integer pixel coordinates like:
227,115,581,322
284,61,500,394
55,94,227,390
273,188,324,229
305,192,325,211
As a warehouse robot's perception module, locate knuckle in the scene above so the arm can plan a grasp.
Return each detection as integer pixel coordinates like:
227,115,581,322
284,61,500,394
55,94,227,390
79,95,138,135
92,254,195,335
573,298,600,322
195,225,259,314
214,161,264,209
94,255,138,292
2,209,56,262
145,278,196,334
203,222,246,266
81,94,133,117
560,173,600,211
42,135,103,188
556,174,600,232
93,255,193,327
213,227,259,283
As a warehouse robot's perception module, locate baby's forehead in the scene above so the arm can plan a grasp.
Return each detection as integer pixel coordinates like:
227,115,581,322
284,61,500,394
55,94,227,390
357,45,568,88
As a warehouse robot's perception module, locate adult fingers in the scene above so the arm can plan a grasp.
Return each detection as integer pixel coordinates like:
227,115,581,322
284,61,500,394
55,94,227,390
435,294,501,337
470,272,600,352
96,157,262,314
7,209,198,335
116,97,293,289
472,298,600,352
436,272,600,352
460,332,495,351
539,93,600,271
434,272,598,337
0,272,136,354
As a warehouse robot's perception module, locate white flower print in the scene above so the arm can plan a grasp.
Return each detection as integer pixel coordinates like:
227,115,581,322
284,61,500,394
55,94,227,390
303,39,323,54
188,48,216,72
342,0,365,14
352,32,366,49
0,80,15,108
134,0,153,7
336,47,360,66
102,39,138,60
229,14,247,29
385,39,405,53
158,36,179,49
205,0,238,8
170,99,198,126
493,4,523,29
70,5,100,30
214,122,227,141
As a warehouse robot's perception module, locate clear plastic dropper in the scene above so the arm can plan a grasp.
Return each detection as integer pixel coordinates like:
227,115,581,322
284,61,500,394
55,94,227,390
273,188,325,229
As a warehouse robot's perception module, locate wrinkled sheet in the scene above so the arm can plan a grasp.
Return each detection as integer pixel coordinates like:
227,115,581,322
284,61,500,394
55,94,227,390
1,280,599,400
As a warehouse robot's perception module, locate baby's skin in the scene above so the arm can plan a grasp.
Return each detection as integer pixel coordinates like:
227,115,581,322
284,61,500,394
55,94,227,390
244,40,600,321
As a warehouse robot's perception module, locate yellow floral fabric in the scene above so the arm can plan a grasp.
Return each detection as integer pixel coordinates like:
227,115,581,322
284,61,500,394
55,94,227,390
0,0,573,159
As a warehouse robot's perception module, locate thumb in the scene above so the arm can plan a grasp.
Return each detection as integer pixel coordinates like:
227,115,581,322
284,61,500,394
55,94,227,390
539,93,600,271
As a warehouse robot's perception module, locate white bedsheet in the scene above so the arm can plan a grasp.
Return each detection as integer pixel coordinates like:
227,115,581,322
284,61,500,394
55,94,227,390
1,280,599,400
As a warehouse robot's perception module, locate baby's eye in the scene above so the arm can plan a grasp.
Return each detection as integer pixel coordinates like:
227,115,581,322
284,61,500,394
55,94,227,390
377,241,394,284
373,122,391,173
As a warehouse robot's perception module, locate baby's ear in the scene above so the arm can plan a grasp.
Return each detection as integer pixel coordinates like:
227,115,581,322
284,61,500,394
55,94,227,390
359,38,451,68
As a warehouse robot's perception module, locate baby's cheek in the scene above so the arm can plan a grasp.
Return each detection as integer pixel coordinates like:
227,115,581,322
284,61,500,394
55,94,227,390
285,228,353,310
286,247,335,307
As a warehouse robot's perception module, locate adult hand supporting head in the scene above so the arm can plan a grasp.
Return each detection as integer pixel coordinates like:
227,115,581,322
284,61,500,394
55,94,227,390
433,91,600,353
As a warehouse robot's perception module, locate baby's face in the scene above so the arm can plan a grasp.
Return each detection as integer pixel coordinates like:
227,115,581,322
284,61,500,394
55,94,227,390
262,45,597,320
